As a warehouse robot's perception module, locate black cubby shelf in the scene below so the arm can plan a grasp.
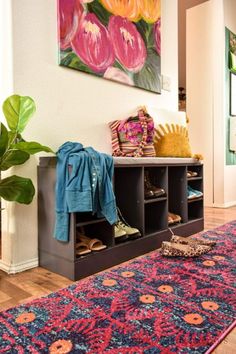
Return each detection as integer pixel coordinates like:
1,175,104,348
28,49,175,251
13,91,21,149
38,157,204,281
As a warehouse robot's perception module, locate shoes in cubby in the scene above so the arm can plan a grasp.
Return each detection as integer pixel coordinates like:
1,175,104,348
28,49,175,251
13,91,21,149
115,208,142,241
168,212,181,224
187,186,203,199
144,171,166,199
187,170,198,178
114,225,128,243
76,233,107,255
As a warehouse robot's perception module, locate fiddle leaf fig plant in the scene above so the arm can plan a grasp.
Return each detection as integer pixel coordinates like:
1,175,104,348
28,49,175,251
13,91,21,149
0,94,53,204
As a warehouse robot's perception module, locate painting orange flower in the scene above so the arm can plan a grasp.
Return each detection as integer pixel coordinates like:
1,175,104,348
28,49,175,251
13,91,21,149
139,0,161,23
100,0,140,22
58,0,161,93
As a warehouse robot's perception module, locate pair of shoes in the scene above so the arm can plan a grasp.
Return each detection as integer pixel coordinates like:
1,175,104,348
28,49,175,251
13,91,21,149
160,230,215,257
187,170,198,178
160,241,211,257
168,212,181,224
115,208,141,243
187,186,203,199
144,171,166,199
76,233,107,256
170,234,216,247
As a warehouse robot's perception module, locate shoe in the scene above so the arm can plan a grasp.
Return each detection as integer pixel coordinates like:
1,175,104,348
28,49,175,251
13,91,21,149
187,186,203,199
114,225,128,243
76,241,92,256
170,234,216,247
77,233,107,252
160,241,211,257
115,220,141,240
144,171,166,199
168,212,181,224
116,207,142,240
187,170,198,178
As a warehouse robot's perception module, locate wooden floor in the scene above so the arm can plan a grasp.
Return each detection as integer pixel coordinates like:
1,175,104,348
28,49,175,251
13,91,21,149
0,206,236,353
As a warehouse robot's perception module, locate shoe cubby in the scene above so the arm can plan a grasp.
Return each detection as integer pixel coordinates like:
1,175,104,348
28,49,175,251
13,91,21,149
144,166,168,202
188,199,204,221
38,157,204,280
145,200,168,235
168,166,188,224
114,167,144,236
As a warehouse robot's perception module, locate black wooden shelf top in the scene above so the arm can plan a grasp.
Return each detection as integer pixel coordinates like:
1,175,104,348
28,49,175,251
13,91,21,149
187,197,203,204
144,196,167,204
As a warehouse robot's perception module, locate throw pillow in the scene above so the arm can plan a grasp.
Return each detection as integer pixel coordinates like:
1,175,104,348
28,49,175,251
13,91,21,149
154,123,192,157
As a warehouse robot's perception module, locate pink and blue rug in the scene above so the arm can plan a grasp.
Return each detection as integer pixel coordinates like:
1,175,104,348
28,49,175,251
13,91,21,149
0,221,236,353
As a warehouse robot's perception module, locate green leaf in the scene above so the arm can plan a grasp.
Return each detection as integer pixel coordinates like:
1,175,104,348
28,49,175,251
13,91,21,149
0,150,30,171
2,95,36,133
135,20,154,48
12,141,54,155
87,1,111,26
133,48,161,94
0,175,35,204
0,123,9,157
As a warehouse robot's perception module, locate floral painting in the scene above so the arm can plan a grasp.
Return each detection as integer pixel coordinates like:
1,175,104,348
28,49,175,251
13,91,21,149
58,0,161,94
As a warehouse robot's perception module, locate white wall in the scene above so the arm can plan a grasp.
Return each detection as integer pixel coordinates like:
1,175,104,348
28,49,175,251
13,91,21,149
1,0,179,271
223,0,236,206
187,0,236,207
186,1,214,206
178,0,209,89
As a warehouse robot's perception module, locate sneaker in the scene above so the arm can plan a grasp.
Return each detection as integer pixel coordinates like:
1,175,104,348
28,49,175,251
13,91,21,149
187,186,203,199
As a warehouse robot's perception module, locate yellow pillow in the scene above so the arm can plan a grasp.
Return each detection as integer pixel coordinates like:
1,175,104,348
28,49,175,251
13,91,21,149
154,123,192,157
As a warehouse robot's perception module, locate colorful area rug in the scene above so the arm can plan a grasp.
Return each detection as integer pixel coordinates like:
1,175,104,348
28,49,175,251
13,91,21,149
0,222,236,353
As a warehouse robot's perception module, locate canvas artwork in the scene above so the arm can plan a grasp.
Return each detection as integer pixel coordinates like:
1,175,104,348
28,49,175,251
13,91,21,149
58,0,161,94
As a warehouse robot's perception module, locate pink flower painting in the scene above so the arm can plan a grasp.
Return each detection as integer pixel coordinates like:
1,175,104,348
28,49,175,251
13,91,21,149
58,0,161,93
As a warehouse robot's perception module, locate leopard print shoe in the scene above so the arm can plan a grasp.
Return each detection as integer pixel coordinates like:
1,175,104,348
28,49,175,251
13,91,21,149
170,235,216,247
160,241,211,257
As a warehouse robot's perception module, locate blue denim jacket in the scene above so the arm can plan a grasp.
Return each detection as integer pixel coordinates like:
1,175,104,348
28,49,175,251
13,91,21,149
54,142,117,242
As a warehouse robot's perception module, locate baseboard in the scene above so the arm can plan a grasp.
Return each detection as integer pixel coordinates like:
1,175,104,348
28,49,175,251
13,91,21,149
213,201,236,208
0,258,38,274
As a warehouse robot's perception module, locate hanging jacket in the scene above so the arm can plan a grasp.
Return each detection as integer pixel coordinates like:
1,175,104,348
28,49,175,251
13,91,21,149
54,141,117,242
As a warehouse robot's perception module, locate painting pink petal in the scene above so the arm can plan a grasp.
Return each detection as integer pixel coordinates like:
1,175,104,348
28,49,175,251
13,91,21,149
154,19,161,56
71,13,115,73
58,0,83,50
104,67,134,86
108,16,147,73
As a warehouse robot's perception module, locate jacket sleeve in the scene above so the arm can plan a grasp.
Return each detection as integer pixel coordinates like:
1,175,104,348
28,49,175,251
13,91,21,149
53,142,83,242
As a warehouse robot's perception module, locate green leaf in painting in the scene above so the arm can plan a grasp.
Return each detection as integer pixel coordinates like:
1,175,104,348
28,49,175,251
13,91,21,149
135,20,154,48
0,123,9,157
133,48,161,94
87,1,111,26
2,95,36,134
12,141,54,155
60,51,75,66
66,53,102,76
0,150,30,171
0,175,35,204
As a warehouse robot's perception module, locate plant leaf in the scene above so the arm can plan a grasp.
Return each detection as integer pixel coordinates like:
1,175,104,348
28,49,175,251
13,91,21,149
2,95,36,133
0,123,9,157
0,150,30,171
12,141,54,154
0,175,35,204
